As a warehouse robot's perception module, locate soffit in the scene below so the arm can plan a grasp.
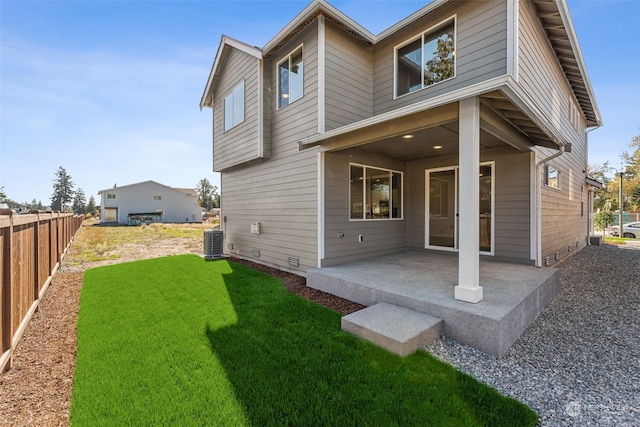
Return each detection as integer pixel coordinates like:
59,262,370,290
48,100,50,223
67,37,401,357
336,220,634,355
530,0,601,127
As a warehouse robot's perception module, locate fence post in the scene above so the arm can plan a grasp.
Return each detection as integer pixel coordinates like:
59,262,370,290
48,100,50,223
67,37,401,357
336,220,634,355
1,210,14,371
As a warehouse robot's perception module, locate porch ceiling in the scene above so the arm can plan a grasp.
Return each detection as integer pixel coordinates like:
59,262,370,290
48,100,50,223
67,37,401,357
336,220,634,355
305,91,559,161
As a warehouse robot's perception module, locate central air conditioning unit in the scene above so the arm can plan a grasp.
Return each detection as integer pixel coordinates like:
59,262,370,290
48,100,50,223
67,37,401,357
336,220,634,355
204,229,223,259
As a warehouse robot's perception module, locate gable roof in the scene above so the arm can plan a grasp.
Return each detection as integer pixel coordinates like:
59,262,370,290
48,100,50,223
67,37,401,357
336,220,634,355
200,0,600,127
97,180,195,197
200,36,262,109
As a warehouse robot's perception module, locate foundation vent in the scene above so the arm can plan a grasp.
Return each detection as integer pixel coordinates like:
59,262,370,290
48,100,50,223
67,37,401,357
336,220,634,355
288,257,299,268
252,249,260,257
544,257,550,267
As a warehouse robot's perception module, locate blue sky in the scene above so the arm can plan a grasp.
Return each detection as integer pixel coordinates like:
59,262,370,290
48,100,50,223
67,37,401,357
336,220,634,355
1,0,639,206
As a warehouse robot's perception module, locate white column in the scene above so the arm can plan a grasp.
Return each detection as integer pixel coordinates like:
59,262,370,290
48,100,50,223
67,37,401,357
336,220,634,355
455,97,483,303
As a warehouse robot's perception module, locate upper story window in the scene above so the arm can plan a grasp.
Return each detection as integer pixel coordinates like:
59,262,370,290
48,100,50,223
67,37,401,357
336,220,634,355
395,18,455,98
278,46,304,108
224,80,245,131
545,165,560,189
350,164,403,220
153,195,162,201
106,193,116,200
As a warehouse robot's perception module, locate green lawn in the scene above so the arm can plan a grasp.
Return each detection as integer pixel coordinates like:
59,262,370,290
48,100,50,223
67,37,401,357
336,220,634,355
71,255,537,426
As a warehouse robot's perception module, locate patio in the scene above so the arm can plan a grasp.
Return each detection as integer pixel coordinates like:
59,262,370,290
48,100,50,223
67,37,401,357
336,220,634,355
307,250,559,357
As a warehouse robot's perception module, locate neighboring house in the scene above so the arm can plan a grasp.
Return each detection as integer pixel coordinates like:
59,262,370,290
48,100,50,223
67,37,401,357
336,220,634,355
200,0,601,303
98,181,202,225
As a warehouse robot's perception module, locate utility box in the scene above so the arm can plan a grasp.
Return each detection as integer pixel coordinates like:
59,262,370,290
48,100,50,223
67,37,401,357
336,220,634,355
204,229,223,259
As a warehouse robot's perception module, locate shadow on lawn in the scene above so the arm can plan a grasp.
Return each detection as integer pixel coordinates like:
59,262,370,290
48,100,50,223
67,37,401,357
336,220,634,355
204,261,537,427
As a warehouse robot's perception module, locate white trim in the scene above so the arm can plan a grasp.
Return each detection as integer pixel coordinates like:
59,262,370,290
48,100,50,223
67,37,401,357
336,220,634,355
424,161,494,255
317,151,325,266
393,15,457,99
506,0,519,80
257,59,264,158
530,152,540,266
348,163,404,221
301,74,513,148
317,16,326,134
276,44,305,110
456,96,482,302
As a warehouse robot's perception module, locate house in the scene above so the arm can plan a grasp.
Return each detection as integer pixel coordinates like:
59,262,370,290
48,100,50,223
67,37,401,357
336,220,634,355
98,180,202,225
200,0,601,307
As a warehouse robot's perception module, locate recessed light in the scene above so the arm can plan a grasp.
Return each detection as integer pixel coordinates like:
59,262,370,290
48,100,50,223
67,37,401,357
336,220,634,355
402,134,414,139
433,145,443,150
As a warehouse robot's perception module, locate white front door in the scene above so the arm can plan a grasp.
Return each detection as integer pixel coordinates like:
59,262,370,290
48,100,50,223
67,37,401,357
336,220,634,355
425,163,494,254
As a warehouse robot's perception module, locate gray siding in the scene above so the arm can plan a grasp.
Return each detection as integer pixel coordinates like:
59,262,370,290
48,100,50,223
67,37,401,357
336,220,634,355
212,49,262,171
519,0,589,265
324,22,374,130
373,0,508,115
323,149,406,266
405,147,532,263
220,22,321,272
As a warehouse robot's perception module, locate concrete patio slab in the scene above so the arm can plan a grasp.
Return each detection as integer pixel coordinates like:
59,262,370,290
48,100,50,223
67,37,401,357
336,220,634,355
307,250,559,357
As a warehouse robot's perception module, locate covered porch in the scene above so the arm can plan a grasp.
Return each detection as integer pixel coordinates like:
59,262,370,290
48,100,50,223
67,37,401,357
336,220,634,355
307,250,558,357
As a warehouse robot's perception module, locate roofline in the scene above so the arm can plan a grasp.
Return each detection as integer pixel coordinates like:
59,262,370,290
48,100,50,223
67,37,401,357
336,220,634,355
375,0,452,42
299,75,568,151
97,180,195,196
262,0,375,55
554,0,602,127
200,35,262,110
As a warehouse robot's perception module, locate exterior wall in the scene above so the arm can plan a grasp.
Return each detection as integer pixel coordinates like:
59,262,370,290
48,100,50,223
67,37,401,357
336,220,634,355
518,0,589,265
372,0,508,115
322,145,532,266
212,48,263,171
322,149,406,266
324,22,374,131
219,23,320,272
405,147,532,263
100,182,201,224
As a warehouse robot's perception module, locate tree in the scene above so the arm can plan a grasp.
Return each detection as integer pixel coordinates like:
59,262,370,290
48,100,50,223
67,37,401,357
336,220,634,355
72,188,87,215
0,186,6,201
50,166,75,212
424,28,455,86
195,178,219,210
621,134,640,210
587,162,614,211
86,196,97,216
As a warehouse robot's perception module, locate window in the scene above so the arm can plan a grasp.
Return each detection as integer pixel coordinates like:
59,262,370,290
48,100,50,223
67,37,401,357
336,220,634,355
153,195,162,201
545,165,560,189
278,46,304,108
395,19,455,97
350,164,402,220
107,193,116,200
224,80,245,131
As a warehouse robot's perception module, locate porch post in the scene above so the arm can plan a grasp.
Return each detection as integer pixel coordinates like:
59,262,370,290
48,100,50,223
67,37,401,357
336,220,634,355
455,97,483,303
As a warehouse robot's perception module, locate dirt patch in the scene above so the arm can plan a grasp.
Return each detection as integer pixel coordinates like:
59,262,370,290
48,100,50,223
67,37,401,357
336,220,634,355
0,222,363,426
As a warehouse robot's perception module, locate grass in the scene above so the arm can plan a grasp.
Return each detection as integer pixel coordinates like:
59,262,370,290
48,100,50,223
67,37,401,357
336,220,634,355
71,255,538,426
64,222,216,266
602,236,636,245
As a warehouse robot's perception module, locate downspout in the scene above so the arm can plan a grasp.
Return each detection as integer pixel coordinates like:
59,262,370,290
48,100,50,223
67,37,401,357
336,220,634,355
584,127,599,244
535,142,569,266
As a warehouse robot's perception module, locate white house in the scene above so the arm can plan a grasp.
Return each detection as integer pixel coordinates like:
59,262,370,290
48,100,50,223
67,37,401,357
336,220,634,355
98,180,202,225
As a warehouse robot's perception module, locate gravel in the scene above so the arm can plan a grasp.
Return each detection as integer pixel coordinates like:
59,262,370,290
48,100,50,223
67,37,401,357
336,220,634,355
427,242,640,426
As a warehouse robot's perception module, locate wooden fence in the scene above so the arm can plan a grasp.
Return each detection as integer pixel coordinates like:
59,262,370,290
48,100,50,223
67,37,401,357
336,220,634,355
1,211,83,373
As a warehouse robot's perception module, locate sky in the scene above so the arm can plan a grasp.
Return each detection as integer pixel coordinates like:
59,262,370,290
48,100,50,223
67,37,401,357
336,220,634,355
1,0,639,206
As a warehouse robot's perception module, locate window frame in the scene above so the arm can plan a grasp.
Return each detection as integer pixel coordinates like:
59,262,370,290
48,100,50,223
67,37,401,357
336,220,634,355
106,193,116,200
544,164,561,190
277,44,304,109
153,195,162,201
223,80,245,132
393,16,456,99
349,163,404,221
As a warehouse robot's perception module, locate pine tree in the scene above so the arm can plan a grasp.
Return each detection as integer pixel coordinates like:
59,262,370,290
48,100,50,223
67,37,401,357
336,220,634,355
50,166,75,212
86,196,97,215
73,188,87,215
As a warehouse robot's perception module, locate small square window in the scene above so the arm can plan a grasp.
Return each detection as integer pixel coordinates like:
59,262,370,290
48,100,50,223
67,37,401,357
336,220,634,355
545,165,560,189
107,193,116,200
153,195,162,201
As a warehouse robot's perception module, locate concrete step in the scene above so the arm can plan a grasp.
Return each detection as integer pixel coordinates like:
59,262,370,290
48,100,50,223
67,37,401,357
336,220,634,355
341,302,442,356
